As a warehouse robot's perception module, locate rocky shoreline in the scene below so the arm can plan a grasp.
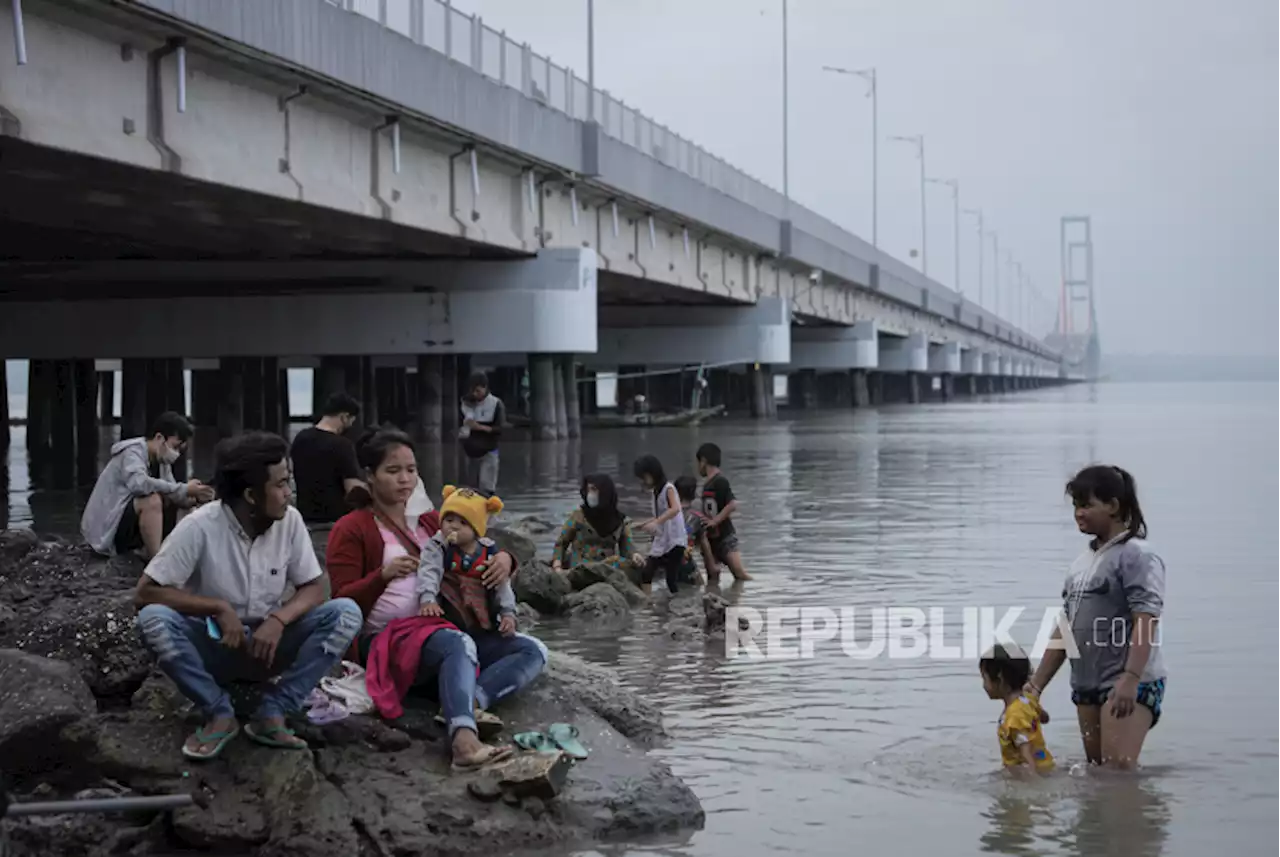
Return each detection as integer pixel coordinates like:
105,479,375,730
0,525,724,857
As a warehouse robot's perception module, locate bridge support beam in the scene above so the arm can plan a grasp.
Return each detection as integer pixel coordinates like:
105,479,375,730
590,297,790,369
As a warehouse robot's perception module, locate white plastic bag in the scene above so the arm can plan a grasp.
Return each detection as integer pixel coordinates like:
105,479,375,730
319,661,374,715
406,477,434,518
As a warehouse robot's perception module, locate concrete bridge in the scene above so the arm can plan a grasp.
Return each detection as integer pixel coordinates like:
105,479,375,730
0,0,1067,473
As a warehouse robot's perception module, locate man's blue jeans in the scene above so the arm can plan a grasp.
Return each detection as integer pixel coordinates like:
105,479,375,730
417,628,547,738
137,599,363,721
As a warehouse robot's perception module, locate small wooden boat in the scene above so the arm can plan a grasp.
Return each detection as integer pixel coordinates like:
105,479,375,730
507,404,725,430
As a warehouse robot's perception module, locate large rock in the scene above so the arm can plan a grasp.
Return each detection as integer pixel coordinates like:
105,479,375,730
0,649,99,782
604,569,648,607
562,583,631,630
0,536,151,700
566,561,612,592
0,532,705,857
488,525,537,567
512,559,572,614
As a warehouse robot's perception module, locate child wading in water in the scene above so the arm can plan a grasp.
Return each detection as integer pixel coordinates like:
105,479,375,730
981,644,1055,776
633,455,688,595
674,475,715,585
695,443,751,582
1027,465,1167,769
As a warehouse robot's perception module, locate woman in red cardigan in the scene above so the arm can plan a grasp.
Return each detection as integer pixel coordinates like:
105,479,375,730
327,428,539,771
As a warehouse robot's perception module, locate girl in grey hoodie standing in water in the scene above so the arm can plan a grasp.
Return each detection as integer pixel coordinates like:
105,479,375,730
1027,465,1167,769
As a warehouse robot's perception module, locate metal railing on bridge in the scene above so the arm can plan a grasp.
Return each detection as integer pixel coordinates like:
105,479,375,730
332,0,774,202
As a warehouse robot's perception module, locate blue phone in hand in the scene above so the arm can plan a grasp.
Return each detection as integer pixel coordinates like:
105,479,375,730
206,616,222,641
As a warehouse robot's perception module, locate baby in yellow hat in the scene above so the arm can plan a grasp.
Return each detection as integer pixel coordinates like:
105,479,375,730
418,486,517,637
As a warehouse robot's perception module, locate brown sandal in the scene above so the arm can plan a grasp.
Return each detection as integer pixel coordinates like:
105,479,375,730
450,743,514,773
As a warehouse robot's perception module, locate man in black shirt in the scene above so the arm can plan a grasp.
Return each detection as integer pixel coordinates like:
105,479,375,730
291,392,364,525
695,442,752,583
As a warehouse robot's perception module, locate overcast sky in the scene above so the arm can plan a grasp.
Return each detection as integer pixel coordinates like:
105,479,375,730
449,0,1276,358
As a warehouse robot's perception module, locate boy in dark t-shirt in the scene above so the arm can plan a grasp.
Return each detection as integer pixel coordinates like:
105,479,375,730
292,393,364,525
694,443,752,582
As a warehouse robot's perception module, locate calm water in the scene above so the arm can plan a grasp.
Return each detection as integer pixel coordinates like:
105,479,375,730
3,381,1277,856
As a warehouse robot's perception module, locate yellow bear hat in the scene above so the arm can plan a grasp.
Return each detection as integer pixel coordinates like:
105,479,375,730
439,485,504,538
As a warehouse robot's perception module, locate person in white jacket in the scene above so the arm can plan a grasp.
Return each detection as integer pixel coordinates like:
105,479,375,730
81,412,214,557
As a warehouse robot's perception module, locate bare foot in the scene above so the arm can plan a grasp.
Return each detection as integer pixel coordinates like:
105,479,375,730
247,716,307,749
450,729,512,770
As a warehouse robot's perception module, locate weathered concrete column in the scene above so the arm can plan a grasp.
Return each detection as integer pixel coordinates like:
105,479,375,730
358,357,378,427
790,369,818,410
764,366,778,417
190,370,218,428
0,360,8,451
440,355,459,440
120,359,147,439
278,367,292,429
580,368,598,416
560,355,581,439
73,360,98,485
551,356,569,439
26,359,55,454
50,360,77,486
242,357,266,430
315,357,347,413
528,354,557,441
940,374,955,402
749,364,768,418
851,369,870,408
261,357,281,433
907,373,922,404
165,358,185,415
416,355,443,442
868,371,884,405
97,370,115,426
217,357,245,438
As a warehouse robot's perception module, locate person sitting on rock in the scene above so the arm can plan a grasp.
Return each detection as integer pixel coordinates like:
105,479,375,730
414,486,547,768
82,411,215,559
550,474,642,574
325,429,534,771
133,431,362,761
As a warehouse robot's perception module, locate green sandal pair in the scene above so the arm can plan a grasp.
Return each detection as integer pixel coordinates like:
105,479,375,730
512,723,589,760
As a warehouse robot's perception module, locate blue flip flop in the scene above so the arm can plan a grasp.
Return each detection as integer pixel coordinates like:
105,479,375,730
547,723,588,760
181,724,240,761
513,731,559,754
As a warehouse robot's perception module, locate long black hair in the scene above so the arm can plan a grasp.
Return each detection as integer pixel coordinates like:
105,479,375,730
1065,464,1147,542
633,454,670,515
580,473,624,537
348,427,416,509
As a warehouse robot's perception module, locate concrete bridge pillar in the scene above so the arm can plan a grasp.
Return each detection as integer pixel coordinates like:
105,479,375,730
73,360,98,486
558,355,580,439
528,354,558,440
939,374,956,402
416,355,443,443
97,370,115,427
851,369,871,408
789,369,818,410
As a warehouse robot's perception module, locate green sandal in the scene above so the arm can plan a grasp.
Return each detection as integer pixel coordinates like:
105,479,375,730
181,724,240,761
512,731,559,754
547,723,589,760
245,722,307,750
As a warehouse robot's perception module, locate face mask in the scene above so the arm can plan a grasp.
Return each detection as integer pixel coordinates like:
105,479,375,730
161,445,181,465
585,491,600,508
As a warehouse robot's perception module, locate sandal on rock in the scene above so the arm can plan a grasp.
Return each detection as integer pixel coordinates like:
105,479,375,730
436,708,504,740
245,722,308,750
512,731,559,754
547,723,589,760
181,724,240,761
450,743,514,773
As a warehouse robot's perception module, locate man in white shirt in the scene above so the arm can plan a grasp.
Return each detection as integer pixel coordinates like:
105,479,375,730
134,432,362,761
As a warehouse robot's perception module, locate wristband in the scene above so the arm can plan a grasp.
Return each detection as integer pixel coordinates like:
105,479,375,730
265,614,287,629
1123,668,1141,679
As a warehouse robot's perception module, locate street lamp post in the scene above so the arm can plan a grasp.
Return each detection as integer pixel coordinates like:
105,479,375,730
927,177,960,295
782,0,789,211
991,230,999,320
586,0,595,123
822,65,877,247
962,207,983,309
889,134,926,275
